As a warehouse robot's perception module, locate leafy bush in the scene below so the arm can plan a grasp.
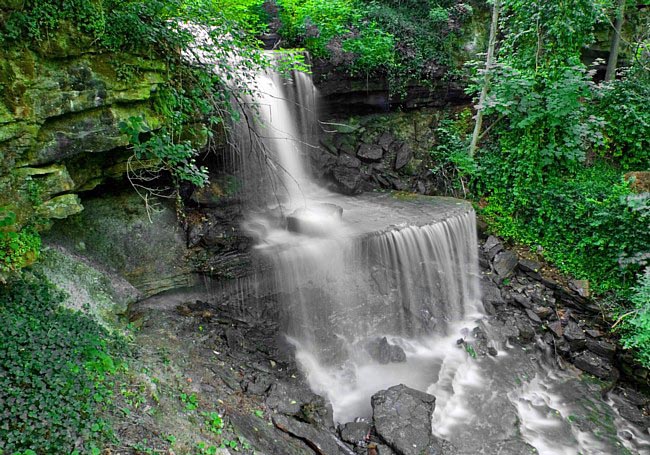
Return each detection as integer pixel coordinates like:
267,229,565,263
481,163,649,291
207,0,269,37
0,210,40,274
619,269,650,368
597,66,650,170
0,276,124,453
470,0,650,293
428,114,475,197
341,22,395,70
277,0,364,57
0,0,107,43
276,0,473,89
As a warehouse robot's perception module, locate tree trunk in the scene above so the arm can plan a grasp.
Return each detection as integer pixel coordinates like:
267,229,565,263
605,0,626,81
469,0,501,157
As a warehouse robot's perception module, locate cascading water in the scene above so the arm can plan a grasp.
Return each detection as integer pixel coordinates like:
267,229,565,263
236,52,484,424
228,52,650,454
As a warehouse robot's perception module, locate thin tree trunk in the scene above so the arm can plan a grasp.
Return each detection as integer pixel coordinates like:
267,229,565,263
469,0,500,157
605,0,626,81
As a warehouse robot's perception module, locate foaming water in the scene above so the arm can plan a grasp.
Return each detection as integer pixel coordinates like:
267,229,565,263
291,319,484,424
510,373,606,455
232,52,484,422
219,49,650,454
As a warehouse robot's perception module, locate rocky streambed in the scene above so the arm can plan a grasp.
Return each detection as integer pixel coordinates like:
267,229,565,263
113,231,650,455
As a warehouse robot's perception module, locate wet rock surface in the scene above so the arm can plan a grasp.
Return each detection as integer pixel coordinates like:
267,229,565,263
477,234,650,452
316,110,477,197
365,337,407,364
371,385,445,455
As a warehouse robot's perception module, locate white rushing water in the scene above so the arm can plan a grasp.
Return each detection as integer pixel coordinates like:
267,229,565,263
235,51,484,425
228,51,650,454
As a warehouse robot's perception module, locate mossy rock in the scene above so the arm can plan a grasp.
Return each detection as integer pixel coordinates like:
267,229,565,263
45,189,197,297
35,245,140,327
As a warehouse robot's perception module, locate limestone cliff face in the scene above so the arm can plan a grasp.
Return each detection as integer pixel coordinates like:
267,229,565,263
0,29,167,228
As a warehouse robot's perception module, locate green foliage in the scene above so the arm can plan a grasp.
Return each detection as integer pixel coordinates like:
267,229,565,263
429,115,475,196
276,0,472,90
364,0,472,86
277,0,364,57
0,276,123,454
469,0,607,192
0,210,41,274
597,66,650,170
202,411,224,433
342,22,395,70
203,0,269,37
179,392,199,411
471,0,650,295
0,0,107,43
119,116,209,187
619,270,650,367
478,161,649,292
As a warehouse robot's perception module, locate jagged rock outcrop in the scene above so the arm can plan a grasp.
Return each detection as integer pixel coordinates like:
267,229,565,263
45,191,196,298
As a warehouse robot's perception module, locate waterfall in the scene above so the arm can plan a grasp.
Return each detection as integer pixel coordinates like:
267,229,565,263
232,51,320,210
231,51,483,422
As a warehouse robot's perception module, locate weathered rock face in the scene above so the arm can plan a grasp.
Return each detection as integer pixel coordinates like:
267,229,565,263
0,32,167,229
45,190,196,298
371,384,443,455
317,109,454,196
313,62,470,116
35,244,141,326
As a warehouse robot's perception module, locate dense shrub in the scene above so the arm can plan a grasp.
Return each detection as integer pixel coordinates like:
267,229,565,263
619,270,650,367
0,210,40,274
0,276,123,454
477,161,649,292
276,0,473,91
596,66,650,170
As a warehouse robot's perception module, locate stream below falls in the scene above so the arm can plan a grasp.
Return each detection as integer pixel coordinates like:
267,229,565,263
185,48,650,453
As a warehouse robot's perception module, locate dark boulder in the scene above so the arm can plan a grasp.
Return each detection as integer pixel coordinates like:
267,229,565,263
337,153,362,168
332,153,363,194
532,305,553,320
266,383,334,429
548,320,563,338
518,258,541,274
371,384,443,455
513,293,533,309
563,322,587,350
394,142,413,170
366,337,407,364
357,143,384,161
332,166,362,194
339,421,371,446
516,321,536,342
481,277,505,307
378,132,395,150
493,251,518,278
482,235,501,253
586,339,616,360
573,351,616,380
272,414,340,455
525,309,543,324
